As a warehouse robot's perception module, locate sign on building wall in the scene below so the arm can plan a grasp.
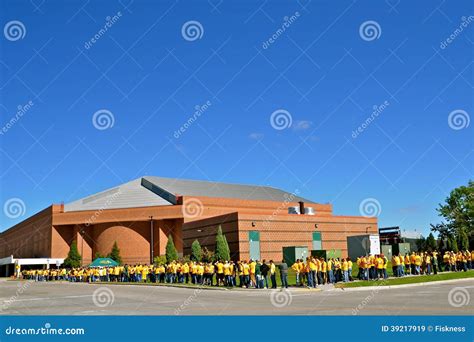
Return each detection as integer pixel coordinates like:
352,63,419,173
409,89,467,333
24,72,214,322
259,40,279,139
369,235,381,255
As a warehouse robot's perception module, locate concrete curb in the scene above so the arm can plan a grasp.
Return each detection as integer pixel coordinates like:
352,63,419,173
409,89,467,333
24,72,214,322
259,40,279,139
88,282,323,292
329,277,474,292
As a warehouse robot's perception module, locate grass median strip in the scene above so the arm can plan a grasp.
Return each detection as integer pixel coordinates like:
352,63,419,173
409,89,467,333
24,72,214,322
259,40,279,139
335,270,474,288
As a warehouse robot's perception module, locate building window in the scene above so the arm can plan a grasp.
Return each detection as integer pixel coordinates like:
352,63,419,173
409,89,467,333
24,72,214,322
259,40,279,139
312,231,322,250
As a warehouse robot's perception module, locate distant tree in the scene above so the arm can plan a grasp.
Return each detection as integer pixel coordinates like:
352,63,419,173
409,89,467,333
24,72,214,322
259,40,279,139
153,255,167,266
416,237,426,251
215,225,230,261
433,181,473,248
181,255,191,263
165,234,178,262
191,239,202,261
425,233,437,251
63,241,82,268
107,241,123,265
202,247,215,262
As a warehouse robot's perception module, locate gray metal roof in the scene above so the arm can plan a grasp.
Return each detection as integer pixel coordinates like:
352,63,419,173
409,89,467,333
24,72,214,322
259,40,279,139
142,176,312,203
64,176,313,212
63,178,170,212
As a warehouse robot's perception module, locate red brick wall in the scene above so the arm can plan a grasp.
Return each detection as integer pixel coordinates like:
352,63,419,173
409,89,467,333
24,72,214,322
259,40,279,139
0,206,54,258
93,221,151,265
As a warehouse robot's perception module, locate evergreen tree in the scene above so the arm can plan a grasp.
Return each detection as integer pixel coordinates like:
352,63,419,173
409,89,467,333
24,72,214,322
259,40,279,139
191,239,202,261
165,234,178,262
223,235,231,260
94,252,105,259
425,233,437,251
458,229,469,251
63,241,82,268
215,225,230,261
107,241,123,265
447,235,458,252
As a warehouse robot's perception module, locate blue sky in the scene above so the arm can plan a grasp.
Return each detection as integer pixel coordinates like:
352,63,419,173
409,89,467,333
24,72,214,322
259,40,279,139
0,0,473,236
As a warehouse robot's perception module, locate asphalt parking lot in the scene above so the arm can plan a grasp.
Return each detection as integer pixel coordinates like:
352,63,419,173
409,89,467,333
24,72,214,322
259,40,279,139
0,278,472,315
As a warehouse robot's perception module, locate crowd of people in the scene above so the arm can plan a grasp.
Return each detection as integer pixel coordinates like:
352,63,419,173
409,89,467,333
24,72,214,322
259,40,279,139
21,250,474,288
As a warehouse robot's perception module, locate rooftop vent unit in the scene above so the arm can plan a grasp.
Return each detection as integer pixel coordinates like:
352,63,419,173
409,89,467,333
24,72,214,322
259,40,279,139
288,206,300,214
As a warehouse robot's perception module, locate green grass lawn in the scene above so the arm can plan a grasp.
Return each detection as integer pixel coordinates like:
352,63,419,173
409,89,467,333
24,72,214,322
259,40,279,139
335,270,474,288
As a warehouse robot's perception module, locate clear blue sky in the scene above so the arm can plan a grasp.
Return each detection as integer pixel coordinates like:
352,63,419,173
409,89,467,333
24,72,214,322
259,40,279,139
1,0,473,236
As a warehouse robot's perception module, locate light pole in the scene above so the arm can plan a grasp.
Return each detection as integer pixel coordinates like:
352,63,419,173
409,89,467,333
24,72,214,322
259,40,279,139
149,216,154,264
79,227,85,267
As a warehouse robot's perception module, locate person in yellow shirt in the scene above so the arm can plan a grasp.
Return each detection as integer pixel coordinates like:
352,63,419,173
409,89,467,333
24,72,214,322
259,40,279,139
321,258,327,284
347,259,353,281
291,259,301,286
404,254,411,275
307,257,317,288
216,260,225,286
224,261,232,286
249,260,257,288
375,255,384,279
414,253,422,275
425,254,432,275
342,258,349,282
269,260,277,289
242,261,250,288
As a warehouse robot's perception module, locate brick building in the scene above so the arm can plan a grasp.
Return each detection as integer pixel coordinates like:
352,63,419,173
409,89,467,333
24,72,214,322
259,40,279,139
0,176,377,269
